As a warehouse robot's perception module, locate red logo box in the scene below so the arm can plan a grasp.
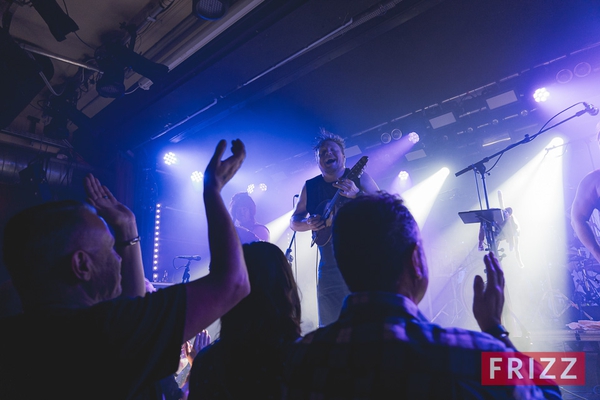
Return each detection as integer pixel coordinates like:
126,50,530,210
481,352,585,386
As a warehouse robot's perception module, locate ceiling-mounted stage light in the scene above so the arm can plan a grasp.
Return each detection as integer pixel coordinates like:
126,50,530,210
29,0,79,42
193,0,230,20
407,132,420,143
95,37,169,98
191,171,203,182
43,112,69,139
163,152,177,165
533,87,550,103
555,69,573,84
380,132,391,144
391,128,402,140
42,77,99,138
574,62,592,78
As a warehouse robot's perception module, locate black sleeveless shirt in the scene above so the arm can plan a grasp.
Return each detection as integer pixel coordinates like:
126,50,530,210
305,169,361,216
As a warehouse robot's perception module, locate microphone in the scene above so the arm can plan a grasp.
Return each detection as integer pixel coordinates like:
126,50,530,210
583,102,599,116
176,255,202,261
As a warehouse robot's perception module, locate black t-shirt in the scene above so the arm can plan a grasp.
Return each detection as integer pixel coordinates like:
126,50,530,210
0,284,187,399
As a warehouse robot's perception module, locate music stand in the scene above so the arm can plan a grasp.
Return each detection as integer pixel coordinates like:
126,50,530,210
459,209,505,254
459,209,504,225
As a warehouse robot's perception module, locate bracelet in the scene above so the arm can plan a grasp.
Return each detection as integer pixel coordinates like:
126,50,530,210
118,236,141,247
483,324,509,339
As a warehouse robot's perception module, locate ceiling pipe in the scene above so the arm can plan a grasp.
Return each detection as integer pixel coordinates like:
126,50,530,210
0,143,95,186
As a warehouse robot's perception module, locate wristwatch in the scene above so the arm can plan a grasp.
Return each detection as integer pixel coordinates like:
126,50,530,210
484,324,509,339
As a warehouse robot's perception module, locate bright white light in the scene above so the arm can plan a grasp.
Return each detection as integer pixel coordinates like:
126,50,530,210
398,170,409,181
533,87,550,103
408,132,420,143
157,204,161,208
247,184,255,194
259,183,268,192
163,152,177,165
191,171,203,183
402,167,450,228
549,137,564,147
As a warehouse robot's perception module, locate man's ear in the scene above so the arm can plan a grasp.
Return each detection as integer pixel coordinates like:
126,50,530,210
410,242,425,281
71,250,93,281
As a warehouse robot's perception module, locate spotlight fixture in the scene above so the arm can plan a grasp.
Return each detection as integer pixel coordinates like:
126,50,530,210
193,0,230,20
163,152,177,165
380,132,391,144
391,128,402,140
43,112,69,139
247,184,255,194
398,171,409,181
29,0,79,42
42,77,99,138
555,69,573,84
259,183,267,192
95,36,169,98
574,62,592,78
533,87,550,103
407,132,420,144
191,171,203,182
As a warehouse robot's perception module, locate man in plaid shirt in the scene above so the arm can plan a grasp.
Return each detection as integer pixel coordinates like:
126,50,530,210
283,192,562,399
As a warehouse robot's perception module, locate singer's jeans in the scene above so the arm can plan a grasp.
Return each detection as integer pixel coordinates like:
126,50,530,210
317,242,350,327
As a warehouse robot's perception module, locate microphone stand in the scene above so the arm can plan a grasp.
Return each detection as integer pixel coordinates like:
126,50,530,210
456,103,593,232
285,231,296,265
455,102,591,345
286,194,300,266
180,260,191,284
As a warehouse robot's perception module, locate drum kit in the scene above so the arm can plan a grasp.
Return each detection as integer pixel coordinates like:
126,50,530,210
568,247,600,308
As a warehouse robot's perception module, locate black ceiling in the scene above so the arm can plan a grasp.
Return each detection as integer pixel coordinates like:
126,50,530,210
74,0,600,175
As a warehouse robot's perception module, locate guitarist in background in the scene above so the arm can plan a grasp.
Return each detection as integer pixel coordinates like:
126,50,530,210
291,129,379,326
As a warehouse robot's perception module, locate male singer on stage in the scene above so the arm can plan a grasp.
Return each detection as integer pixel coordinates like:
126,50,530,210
291,129,378,326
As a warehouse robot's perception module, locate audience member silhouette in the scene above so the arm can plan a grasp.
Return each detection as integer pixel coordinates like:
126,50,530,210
0,139,250,399
188,241,302,400
230,191,270,242
283,192,561,400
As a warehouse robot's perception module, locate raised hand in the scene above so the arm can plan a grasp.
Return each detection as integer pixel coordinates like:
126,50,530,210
84,173,135,229
193,330,211,354
204,139,246,193
85,173,145,297
472,252,505,332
